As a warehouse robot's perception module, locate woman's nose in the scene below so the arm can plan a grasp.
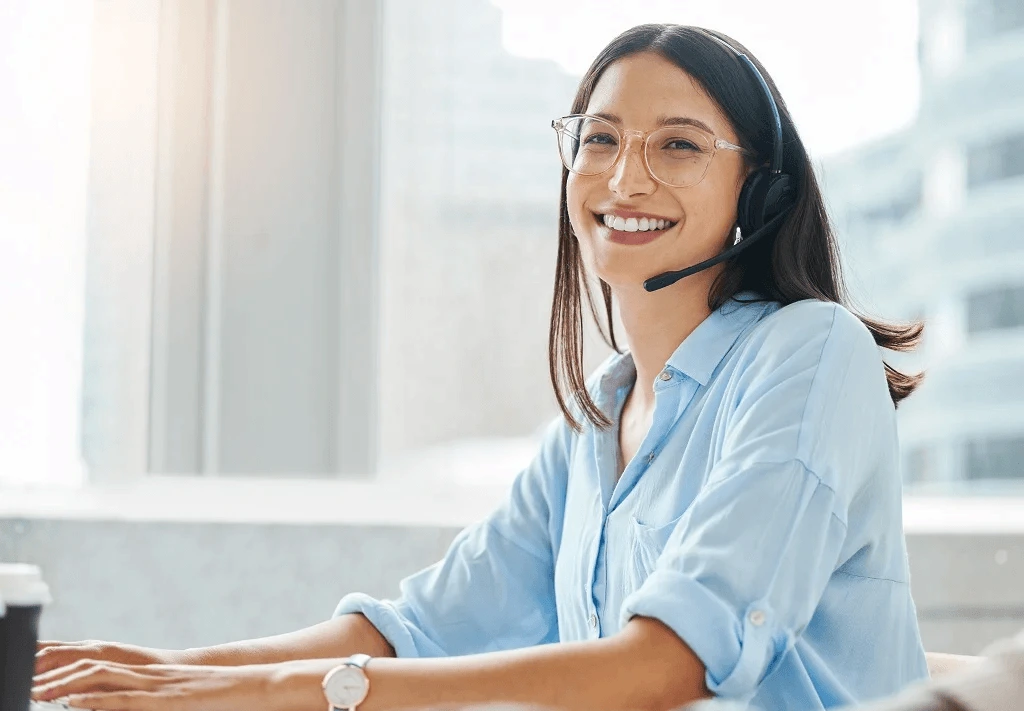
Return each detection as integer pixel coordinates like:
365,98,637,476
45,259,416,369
607,136,657,197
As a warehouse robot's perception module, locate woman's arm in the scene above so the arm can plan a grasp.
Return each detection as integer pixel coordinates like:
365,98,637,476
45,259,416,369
184,613,396,665
35,613,396,673
308,616,709,711
34,617,710,711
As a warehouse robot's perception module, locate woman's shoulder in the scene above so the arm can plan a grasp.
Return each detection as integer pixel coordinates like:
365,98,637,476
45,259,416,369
726,300,898,494
742,298,880,368
727,298,892,430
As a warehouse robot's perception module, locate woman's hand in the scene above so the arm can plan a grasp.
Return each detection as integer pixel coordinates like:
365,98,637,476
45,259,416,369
32,659,303,711
36,641,188,676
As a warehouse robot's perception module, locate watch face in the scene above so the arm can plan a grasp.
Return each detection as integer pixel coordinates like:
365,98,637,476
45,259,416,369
324,666,369,707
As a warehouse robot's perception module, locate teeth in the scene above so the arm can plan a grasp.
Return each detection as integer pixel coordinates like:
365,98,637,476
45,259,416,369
601,214,673,232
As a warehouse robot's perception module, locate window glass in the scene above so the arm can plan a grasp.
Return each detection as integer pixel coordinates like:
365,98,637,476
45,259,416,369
967,132,1024,190
965,0,1024,51
967,285,1024,334
966,437,1024,481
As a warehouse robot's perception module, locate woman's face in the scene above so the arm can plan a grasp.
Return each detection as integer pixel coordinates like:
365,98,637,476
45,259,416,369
567,51,751,289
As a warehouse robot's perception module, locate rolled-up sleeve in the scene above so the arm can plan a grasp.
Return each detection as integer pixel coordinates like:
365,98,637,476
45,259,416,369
619,460,846,697
334,416,571,658
621,303,885,699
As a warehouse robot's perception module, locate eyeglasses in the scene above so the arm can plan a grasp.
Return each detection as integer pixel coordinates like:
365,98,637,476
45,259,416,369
551,114,752,188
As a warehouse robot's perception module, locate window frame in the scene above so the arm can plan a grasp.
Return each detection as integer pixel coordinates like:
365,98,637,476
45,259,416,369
87,0,382,482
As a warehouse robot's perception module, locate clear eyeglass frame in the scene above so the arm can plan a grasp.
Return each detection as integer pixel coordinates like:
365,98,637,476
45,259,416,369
551,113,753,188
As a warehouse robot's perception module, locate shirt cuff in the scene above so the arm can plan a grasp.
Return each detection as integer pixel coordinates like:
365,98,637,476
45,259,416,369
619,567,787,699
333,592,422,659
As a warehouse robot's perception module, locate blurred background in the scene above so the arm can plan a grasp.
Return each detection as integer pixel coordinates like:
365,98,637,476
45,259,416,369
0,0,1022,658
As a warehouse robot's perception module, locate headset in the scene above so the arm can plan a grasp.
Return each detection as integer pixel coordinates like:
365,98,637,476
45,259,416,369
642,29,796,292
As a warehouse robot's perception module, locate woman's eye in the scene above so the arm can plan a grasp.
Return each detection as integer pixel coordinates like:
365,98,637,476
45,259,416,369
583,132,616,146
664,139,701,152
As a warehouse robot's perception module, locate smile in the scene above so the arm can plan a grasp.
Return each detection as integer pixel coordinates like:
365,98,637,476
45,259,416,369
593,211,678,246
599,213,677,232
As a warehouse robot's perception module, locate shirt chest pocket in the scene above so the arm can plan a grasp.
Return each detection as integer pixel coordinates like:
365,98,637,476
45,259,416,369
626,514,683,592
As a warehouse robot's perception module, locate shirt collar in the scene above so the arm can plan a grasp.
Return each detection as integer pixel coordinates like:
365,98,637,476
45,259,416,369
596,291,776,404
664,290,776,387
595,350,636,410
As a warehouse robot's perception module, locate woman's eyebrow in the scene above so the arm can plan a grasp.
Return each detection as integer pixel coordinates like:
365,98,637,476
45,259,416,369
657,116,716,133
590,112,716,134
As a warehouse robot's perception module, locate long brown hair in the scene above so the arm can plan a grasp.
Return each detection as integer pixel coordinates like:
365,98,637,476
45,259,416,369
549,24,924,432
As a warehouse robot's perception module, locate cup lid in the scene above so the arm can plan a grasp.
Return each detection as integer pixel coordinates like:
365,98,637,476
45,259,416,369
0,563,52,609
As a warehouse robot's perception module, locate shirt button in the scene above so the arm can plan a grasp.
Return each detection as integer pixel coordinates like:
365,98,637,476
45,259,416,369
646,452,656,464
748,609,766,627
588,613,598,629
658,370,672,381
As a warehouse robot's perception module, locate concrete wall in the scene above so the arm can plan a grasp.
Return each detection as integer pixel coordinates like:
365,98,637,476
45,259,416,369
1,517,1021,655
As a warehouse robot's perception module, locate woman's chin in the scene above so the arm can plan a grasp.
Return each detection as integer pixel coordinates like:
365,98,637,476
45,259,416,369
591,262,659,290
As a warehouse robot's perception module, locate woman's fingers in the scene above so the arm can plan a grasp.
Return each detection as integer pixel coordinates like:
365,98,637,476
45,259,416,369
63,691,161,711
40,663,282,711
36,644,94,675
37,640,104,653
35,657,123,688
35,643,105,675
33,660,160,702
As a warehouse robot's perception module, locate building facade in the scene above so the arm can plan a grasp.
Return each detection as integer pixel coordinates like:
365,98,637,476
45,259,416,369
824,0,1024,488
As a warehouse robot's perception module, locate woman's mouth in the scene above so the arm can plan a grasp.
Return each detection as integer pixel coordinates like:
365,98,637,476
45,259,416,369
594,212,678,246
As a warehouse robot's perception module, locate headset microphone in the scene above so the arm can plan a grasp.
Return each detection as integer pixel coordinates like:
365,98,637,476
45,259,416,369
643,30,796,294
642,210,789,292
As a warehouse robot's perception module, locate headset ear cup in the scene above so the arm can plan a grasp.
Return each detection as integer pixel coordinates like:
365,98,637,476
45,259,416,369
763,173,797,219
737,168,773,234
738,169,796,235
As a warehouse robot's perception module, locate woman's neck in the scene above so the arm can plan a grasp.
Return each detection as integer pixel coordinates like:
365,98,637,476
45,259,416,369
613,271,719,412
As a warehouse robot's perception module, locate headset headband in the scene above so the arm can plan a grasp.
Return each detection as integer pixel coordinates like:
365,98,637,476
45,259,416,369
697,29,784,175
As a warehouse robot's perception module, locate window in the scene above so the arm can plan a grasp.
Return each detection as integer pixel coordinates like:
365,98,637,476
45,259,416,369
10,0,1024,499
965,0,1024,51
966,284,1024,334
848,176,922,230
967,132,1024,189
374,0,576,466
904,445,934,484
965,436,1024,480
0,3,91,486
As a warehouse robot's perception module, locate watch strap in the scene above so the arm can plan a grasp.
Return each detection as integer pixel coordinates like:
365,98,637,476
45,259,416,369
348,653,371,670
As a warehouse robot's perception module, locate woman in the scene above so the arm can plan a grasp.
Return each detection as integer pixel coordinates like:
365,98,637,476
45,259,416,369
32,24,929,711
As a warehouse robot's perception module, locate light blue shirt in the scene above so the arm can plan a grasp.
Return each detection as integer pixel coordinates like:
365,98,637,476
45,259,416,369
335,293,929,709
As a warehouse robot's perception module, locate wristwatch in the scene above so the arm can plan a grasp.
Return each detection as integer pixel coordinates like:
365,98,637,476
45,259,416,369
321,653,372,711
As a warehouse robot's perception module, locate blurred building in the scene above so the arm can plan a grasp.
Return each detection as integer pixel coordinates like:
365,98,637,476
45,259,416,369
824,0,1024,488
377,0,585,459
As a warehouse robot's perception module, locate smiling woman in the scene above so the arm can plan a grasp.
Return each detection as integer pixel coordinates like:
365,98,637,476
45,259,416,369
33,23,930,711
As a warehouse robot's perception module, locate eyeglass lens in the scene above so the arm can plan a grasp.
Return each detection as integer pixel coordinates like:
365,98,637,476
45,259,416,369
556,115,715,188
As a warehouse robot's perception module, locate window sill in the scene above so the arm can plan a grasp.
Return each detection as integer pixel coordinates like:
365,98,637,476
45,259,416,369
903,495,1024,533
0,479,1022,533
0,475,511,528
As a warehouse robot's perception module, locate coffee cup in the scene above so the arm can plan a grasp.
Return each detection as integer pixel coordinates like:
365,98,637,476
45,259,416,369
0,564,52,711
